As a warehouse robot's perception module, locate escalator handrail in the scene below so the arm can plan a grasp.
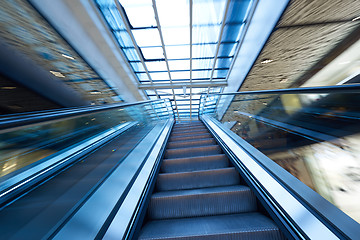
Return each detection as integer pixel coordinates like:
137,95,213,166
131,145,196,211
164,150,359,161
0,99,166,131
203,83,360,96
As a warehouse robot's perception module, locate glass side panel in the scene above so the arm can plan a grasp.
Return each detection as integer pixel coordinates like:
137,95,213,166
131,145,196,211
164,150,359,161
0,100,172,179
201,90,360,223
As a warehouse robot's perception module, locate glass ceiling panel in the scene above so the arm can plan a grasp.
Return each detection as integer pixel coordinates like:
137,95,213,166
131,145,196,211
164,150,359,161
192,26,221,45
162,27,189,45
171,71,190,80
193,0,226,25
193,44,217,58
216,56,232,69
131,62,145,72
168,60,190,71
145,61,167,71
141,47,164,60
100,7,126,31
156,0,189,27
120,0,156,28
213,69,228,78
192,58,214,69
192,70,211,79
149,72,169,81
165,45,190,59
132,29,161,47
136,73,149,81
123,48,140,61
114,31,133,47
218,43,237,58
97,0,253,120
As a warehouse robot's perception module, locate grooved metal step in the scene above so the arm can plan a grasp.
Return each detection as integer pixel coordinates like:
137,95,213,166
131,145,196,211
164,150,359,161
164,145,222,159
170,129,209,137
148,185,257,220
139,121,284,240
172,125,204,131
169,132,212,142
156,167,241,191
161,154,229,173
138,212,285,240
166,138,215,149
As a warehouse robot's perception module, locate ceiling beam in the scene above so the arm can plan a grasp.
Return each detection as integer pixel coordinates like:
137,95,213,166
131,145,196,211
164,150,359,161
138,81,227,89
189,0,193,119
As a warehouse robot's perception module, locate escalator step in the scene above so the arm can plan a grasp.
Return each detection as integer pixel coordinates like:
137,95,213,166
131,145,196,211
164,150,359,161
164,145,222,159
172,125,206,133
148,185,257,220
161,154,229,173
138,212,285,240
170,129,209,137
169,133,212,142
156,167,241,191
166,138,215,149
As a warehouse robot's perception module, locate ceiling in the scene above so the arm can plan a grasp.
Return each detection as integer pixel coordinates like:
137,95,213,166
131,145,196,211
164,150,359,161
238,0,360,92
0,0,358,118
0,0,123,107
95,0,254,119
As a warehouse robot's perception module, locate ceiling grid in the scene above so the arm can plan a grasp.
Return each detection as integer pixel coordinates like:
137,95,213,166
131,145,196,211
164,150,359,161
96,0,254,120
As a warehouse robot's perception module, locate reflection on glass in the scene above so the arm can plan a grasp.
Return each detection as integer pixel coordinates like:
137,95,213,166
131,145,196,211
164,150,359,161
201,91,360,223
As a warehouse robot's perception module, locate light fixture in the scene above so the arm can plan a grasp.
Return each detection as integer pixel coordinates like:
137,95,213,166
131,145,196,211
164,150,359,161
61,54,75,60
279,78,288,83
261,59,274,64
338,61,351,65
90,90,102,94
50,71,65,78
1,86,16,90
351,16,360,21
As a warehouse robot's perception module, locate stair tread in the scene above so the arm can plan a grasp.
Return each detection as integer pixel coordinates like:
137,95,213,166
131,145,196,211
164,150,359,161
166,144,220,153
139,212,284,240
157,167,240,191
165,145,221,159
161,154,229,173
169,133,212,141
166,138,215,149
152,185,251,199
163,153,227,162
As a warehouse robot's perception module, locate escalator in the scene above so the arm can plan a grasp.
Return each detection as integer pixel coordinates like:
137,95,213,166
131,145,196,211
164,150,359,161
0,92,358,239
138,120,285,239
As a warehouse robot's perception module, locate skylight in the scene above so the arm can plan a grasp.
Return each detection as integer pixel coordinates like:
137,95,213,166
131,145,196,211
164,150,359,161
95,0,253,120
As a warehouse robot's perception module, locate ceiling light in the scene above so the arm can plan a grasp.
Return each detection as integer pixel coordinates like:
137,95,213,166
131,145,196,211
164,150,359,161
50,71,65,78
351,16,360,21
90,90,102,94
261,59,273,64
1,86,16,90
280,78,288,83
338,61,351,65
62,54,75,60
